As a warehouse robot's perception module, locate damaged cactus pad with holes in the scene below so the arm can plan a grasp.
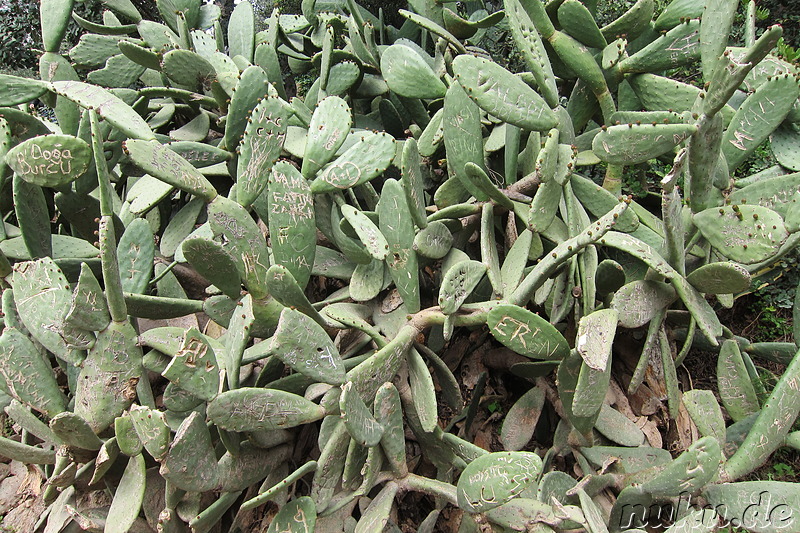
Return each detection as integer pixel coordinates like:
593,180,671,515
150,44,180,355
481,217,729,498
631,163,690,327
1,0,800,531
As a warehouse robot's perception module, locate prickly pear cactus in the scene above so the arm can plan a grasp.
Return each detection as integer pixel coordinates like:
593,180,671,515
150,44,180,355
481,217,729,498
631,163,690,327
0,0,799,530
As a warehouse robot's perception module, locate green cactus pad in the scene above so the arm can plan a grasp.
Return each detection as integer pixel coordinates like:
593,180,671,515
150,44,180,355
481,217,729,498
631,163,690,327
12,258,74,360
123,140,217,201
724,342,800,480
558,0,607,49
456,451,542,513
654,0,703,31
611,280,677,328
480,203,503,298
500,230,532,297
340,381,384,446
224,65,270,151
571,175,639,232
504,0,558,108
52,81,155,141
380,43,446,99
267,496,316,533
594,260,626,299
787,197,800,234
770,124,800,171
400,137,428,229
619,20,700,74
4,401,56,445
644,436,722,497
169,112,210,142
264,162,315,286
0,74,50,107
310,131,396,193
671,274,725,344
161,381,202,412
722,75,800,171
89,437,119,485
527,179,562,233
264,265,326,325
600,0,654,41
12,176,51,259
208,388,326,431
595,403,645,446
700,0,738,80
0,108,49,141
729,172,800,218
271,307,346,385
373,383,408,477
592,123,696,164
331,203,373,265
438,260,486,315
159,198,204,258
628,73,706,117
576,308,618,371
88,53,146,88
686,262,751,294
379,179,420,312
355,481,398,532
684,389,726,447
572,362,612,422
703,481,800,533
500,385,545,451
443,8,504,39
168,141,231,168
693,204,788,264
106,453,146,533
417,108,444,158
161,328,219,401
129,405,170,460
74,321,142,433
465,162,514,209
207,195,270,299
123,292,204,320
301,96,352,179
0,435,56,464
117,40,161,70
554,349,595,437
224,293,254,391
157,0,201,31
237,96,291,208
126,175,173,215
117,218,154,294
70,33,134,67
443,82,487,201
115,413,142,456
161,48,216,91
487,304,570,360
40,0,74,51
312,245,357,280
0,328,67,418
347,324,416,405
160,410,220,492
414,221,453,259
49,411,104,450
6,134,90,187
406,347,437,432
228,0,255,61
398,9,467,54
453,54,558,132
341,205,388,261
583,445,673,474
341,437,367,490
350,259,385,302
182,237,242,299
218,442,291,492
